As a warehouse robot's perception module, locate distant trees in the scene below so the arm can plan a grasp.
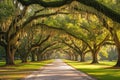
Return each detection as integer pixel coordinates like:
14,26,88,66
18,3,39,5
61,36,89,62
43,13,111,64
99,46,117,61
108,46,117,61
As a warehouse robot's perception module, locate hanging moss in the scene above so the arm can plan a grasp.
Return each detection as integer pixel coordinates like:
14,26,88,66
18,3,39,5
0,0,15,22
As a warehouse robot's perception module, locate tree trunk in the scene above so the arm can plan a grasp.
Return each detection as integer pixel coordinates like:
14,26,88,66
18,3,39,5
46,53,50,60
110,31,120,67
69,54,72,60
44,54,47,60
80,54,85,62
31,53,36,62
67,54,71,60
43,55,46,60
5,44,15,65
91,52,99,64
112,32,120,67
74,54,78,61
21,58,27,63
115,46,120,67
70,54,73,60
41,55,44,60
36,54,41,61
21,54,28,63
20,52,29,63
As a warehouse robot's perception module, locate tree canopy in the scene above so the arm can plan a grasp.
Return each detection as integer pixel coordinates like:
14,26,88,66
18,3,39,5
0,0,120,67
17,0,120,23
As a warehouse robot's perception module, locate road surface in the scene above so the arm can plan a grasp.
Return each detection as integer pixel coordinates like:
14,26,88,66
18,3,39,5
23,59,96,80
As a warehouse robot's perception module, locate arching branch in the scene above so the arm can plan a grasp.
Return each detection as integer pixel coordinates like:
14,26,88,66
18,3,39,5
17,0,72,7
17,0,120,23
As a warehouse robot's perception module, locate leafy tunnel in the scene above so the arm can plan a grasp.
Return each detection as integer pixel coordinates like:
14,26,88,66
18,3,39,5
0,0,120,67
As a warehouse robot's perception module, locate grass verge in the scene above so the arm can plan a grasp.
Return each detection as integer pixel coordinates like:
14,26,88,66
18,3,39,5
64,60,120,80
0,60,53,80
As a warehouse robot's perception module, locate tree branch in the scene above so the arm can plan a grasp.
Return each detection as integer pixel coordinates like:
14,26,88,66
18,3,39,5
30,35,50,51
17,0,120,23
62,40,80,54
0,40,6,47
97,34,110,48
40,42,57,54
17,0,72,7
77,0,120,23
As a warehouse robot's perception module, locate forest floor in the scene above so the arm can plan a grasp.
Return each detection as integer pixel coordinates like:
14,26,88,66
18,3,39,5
23,59,96,80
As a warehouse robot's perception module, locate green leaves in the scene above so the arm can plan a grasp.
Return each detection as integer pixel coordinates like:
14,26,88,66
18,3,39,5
98,0,120,13
0,0,15,21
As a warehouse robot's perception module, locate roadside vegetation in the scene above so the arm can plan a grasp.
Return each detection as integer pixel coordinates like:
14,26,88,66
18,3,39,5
0,60,53,80
64,60,120,80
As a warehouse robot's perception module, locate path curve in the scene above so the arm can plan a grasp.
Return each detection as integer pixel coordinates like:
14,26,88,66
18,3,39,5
23,59,96,80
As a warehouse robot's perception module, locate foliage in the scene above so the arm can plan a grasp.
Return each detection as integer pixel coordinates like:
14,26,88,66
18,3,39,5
0,46,5,60
0,0,15,22
98,0,120,13
108,46,118,61
99,46,117,61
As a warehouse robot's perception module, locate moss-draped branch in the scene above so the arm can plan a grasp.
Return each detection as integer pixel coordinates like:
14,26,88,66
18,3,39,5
17,0,72,7
17,0,120,23
77,0,120,23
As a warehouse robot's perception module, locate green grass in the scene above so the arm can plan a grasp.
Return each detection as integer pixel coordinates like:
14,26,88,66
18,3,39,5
64,60,120,80
0,60,53,80
0,61,5,66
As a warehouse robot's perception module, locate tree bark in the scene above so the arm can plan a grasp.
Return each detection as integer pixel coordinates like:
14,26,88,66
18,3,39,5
31,53,36,62
80,54,85,62
5,44,15,65
69,54,72,60
91,52,99,64
111,31,120,67
74,54,78,61
72,54,75,61
20,52,29,63
46,53,50,60
43,54,47,60
36,54,42,61
21,54,28,63
115,46,120,67
67,54,71,60
21,58,27,63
